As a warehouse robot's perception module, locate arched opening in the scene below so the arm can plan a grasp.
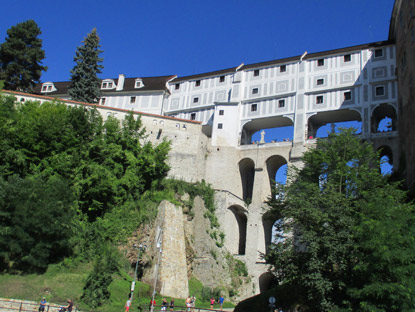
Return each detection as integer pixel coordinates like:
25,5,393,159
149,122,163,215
266,155,288,193
240,116,294,145
258,272,276,293
371,103,397,133
239,158,255,201
308,109,362,139
229,205,247,255
378,145,393,175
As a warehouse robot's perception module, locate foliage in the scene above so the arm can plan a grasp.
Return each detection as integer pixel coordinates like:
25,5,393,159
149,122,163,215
0,175,75,272
200,286,221,302
265,129,415,312
81,247,119,308
68,28,103,103
0,20,47,92
0,95,171,270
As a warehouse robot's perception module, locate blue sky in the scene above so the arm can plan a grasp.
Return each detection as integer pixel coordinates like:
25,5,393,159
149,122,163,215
0,0,394,82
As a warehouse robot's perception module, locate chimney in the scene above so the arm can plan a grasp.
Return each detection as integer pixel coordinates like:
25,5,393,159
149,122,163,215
116,74,125,91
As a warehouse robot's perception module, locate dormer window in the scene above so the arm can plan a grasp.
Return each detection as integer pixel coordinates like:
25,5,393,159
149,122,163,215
101,79,116,89
135,79,144,88
41,82,55,93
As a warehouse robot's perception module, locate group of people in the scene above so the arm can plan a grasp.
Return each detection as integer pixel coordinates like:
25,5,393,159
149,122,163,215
144,294,224,311
210,296,224,311
147,298,175,311
38,298,73,312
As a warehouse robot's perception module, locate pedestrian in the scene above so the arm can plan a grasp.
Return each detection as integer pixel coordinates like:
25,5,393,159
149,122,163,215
169,298,175,312
218,295,224,311
185,297,191,312
190,295,196,312
38,297,47,312
149,299,156,311
210,297,215,310
125,297,131,312
161,298,168,311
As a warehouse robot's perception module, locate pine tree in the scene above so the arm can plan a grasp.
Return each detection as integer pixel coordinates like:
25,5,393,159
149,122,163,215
0,20,47,92
68,28,103,103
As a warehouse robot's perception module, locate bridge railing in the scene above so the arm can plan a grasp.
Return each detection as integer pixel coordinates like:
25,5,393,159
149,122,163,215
0,298,79,312
139,305,225,312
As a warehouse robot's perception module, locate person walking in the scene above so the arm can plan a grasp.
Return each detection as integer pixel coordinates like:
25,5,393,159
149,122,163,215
210,297,215,310
218,295,224,311
125,297,131,312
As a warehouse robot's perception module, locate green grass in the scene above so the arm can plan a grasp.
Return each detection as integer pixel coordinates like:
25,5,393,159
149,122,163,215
0,264,234,312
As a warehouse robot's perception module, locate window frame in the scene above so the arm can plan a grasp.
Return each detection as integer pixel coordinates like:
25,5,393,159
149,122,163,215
374,49,383,58
375,86,385,96
344,91,352,101
252,88,259,95
344,54,351,62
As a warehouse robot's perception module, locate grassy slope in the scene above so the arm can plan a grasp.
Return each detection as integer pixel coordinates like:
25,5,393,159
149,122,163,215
0,263,234,311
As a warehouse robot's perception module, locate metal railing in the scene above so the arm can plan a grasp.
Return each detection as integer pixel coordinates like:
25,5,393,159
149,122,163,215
0,298,78,312
139,304,226,312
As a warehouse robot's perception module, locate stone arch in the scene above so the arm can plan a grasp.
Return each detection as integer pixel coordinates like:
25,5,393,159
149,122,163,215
266,155,288,193
371,103,397,133
262,210,280,255
258,272,275,293
307,109,362,138
239,158,255,201
228,205,248,255
377,145,394,174
240,116,294,145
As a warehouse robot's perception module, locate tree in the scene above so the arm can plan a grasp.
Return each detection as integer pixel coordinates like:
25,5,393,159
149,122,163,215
0,20,47,92
0,175,75,272
68,28,103,103
265,129,415,312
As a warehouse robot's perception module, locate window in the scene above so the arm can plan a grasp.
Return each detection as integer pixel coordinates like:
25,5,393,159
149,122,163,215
135,80,144,88
252,88,259,94
100,98,106,105
174,84,180,90
130,96,136,104
278,99,285,108
375,86,385,96
374,49,383,58
193,97,199,103
219,76,225,83
190,113,196,120
218,123,223,129
47,85,52,91
42,86,47,91
219,110,224,115
344,91,352,101
344,54,351,62
251,104,257,112
102,82,107,88
317,59,324,66
195,80,201,87
316,96,324,104
108,82,113,88
280,65,286,72
317,78,324,85
254,69,260,77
